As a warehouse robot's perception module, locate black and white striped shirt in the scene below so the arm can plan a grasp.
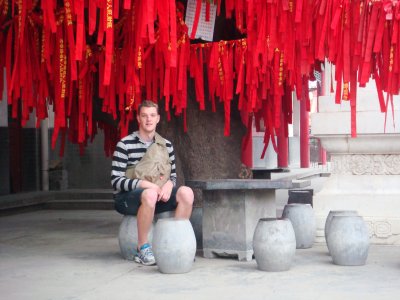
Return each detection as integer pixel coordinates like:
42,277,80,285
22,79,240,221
111,131,177,194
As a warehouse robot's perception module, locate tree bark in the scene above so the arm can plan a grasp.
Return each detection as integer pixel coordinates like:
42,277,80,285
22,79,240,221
157,82,246,205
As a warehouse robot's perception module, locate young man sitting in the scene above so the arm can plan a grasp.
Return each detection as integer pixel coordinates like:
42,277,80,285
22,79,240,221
111,100,194,265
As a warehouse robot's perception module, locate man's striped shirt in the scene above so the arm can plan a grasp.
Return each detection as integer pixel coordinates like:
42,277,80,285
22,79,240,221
111,131,177,194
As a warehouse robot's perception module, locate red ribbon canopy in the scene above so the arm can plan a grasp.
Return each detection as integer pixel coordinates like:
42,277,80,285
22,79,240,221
0,0,399,157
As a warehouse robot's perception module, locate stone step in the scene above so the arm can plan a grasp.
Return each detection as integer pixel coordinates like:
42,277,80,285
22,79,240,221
0,189,114,214
45,199,114,210
52,189,113,200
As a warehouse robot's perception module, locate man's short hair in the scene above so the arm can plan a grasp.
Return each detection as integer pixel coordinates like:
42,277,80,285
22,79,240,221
138,100,159,114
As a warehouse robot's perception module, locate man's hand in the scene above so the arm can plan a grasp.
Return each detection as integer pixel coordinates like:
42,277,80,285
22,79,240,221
158,180,173,202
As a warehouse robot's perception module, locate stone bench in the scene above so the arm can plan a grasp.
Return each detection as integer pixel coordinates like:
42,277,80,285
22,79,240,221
185,179,310,261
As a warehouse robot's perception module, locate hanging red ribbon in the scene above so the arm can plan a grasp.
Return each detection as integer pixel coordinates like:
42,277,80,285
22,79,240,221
1,0,400,157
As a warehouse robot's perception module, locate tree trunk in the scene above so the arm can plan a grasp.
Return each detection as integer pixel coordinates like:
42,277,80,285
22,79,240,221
157,82,246,205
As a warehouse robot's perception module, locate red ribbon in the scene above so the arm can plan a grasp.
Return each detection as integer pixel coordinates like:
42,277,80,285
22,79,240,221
88,0,97,35
1,0,400,157
190,0,202,39
103,0,113,86
74,0,84,61
65,0,77,81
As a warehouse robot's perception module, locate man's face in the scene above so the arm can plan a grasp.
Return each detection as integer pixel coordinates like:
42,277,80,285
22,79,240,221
137,106,160,134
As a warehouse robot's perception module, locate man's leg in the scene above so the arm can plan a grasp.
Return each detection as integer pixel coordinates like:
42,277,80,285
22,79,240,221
175,186,194,219
137,188,158,248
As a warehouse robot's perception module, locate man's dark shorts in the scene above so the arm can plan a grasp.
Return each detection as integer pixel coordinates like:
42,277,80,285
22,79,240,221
114,188,178,215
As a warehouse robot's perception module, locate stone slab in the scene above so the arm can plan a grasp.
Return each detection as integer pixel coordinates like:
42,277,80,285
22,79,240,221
186,179,310,190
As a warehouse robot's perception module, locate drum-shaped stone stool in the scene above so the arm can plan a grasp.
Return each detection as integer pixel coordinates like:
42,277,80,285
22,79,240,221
324,210,358,252
118,215,154,260
327,215,370,266
152,218,197,274
282,203,316,249
253,218,296,272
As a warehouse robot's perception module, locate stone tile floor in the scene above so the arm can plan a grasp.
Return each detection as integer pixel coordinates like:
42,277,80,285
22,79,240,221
1,210,399,300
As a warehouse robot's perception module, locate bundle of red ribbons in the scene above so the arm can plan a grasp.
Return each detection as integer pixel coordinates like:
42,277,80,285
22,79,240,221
0,0,398,156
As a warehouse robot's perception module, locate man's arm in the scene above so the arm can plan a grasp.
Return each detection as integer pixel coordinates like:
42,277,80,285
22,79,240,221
166,141,177,187
111,140,140,192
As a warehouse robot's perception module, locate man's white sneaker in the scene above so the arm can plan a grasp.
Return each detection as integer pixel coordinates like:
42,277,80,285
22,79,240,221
134,243,156,266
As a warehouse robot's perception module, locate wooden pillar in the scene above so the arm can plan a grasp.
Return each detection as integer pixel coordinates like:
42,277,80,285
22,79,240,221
277,112,288,168
300,77,310,168
318,70,327,165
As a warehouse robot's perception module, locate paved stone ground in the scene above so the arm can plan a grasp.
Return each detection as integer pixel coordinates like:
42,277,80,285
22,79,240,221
1,210,400,300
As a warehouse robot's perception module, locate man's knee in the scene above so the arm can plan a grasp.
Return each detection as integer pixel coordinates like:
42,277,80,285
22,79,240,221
141,189,158,208
177,186,194,206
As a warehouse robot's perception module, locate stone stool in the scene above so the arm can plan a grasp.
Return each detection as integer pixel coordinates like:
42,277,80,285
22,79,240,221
152,218,197,273
282,203,316,249
118,211,174,260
